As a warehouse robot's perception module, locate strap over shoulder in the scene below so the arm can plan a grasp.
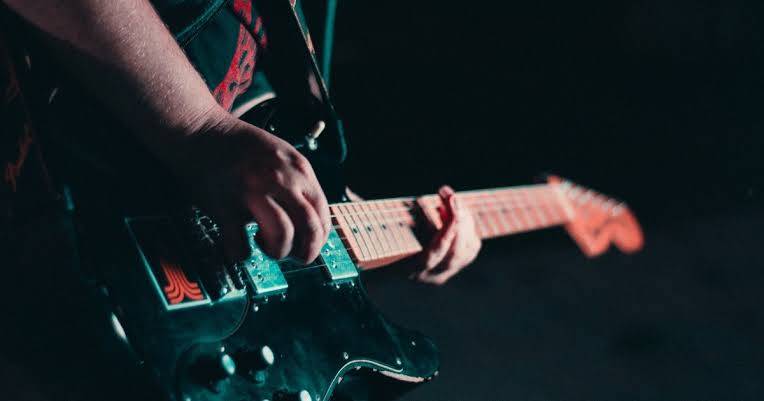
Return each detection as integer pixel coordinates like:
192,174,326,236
150,0,229,46
256,0,347,163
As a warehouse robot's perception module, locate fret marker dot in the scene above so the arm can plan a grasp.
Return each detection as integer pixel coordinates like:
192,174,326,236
351,227,359,234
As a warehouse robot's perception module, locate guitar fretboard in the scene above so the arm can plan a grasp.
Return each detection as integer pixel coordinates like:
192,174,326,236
330,183,573,269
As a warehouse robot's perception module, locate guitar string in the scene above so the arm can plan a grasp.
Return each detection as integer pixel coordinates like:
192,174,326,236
231,204,573,276
223,192,570,265
326,197,566,219
332,205,566,258
247,210,573,272
203,188,583,277
331,197,568,237
327,202,568,228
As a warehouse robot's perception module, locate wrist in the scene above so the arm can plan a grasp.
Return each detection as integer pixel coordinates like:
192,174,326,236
145,102,235,178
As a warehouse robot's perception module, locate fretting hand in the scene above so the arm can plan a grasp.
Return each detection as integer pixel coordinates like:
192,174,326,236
416,185,482,285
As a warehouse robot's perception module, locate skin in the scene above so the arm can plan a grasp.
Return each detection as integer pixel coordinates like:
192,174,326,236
417,185,482,285
349,186,482,285
4,0,482,282
4,0,329,263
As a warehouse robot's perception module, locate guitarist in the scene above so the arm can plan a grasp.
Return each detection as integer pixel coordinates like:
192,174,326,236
1,0,481,287
0,2,487,400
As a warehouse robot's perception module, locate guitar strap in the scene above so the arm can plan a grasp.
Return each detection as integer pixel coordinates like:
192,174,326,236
255,0,347,163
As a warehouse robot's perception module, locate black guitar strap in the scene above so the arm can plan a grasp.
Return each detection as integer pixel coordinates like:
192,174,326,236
255,0,347,163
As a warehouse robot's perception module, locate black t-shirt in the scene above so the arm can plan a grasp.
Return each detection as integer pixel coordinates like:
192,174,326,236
1,0,334,224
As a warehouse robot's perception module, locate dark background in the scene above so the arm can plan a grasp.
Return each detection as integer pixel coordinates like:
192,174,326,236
321,1,763,399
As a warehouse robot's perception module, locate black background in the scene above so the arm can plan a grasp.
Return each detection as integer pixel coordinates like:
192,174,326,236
322,1,763,400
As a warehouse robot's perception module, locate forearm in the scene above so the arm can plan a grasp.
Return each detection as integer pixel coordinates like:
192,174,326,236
4,1,333,264
4,0,226,156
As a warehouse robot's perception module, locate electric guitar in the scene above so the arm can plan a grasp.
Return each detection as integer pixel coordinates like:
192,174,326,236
43,95,643,401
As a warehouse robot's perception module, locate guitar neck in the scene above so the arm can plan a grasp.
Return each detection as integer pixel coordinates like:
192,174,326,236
329,183,573,269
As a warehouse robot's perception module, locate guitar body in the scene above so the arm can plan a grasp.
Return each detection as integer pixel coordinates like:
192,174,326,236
37,97,439,401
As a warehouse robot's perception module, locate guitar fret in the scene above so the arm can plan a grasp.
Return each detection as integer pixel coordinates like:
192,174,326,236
457,185,571,238
501,191,522,233
467,193,494,238
401,200,420,252
472,203,489,238
500,191,523,233
467,193,488,236
330,205,360,261
342,203,375,261
357,202,381,259
382,200,405,253
542,196,560,224
480,193,501,237
509,191,530,233
528,189,547,227
334,204,365,261
366,201,391,257
330,184,571,269
375,201,399,255
354,202,384,259
519,189,541,229
487,192,510,237
374,201,402,256
403,200,422,252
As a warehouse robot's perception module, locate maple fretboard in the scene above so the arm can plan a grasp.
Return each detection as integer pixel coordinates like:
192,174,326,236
329,183,573,269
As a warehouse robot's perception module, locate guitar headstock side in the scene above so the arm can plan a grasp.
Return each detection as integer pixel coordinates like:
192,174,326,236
547,176,644,258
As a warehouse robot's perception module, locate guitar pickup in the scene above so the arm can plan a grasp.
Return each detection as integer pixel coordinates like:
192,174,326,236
320,228,359,281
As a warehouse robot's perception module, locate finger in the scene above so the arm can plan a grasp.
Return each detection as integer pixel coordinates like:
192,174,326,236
438,185,456,200
422,195,460,270
303,184,331,242
437,185,457,222
345,187,364,202
276,189,325,263
247,196,294,260
418,227,482,284
418,244,463,286
217,207,252,263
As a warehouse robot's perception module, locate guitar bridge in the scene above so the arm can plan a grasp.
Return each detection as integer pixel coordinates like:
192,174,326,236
241,223,289,297
320,228,358,281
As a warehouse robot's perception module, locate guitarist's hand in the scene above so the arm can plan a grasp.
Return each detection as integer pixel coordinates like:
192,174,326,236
177,110,331,264
416,186,482,285
4,0,327,264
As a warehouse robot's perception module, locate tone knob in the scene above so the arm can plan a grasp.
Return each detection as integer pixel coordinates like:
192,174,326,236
296,390,312,401
236,345,275,382
274,389,312,401
256,345,276,367
191,350,236,384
